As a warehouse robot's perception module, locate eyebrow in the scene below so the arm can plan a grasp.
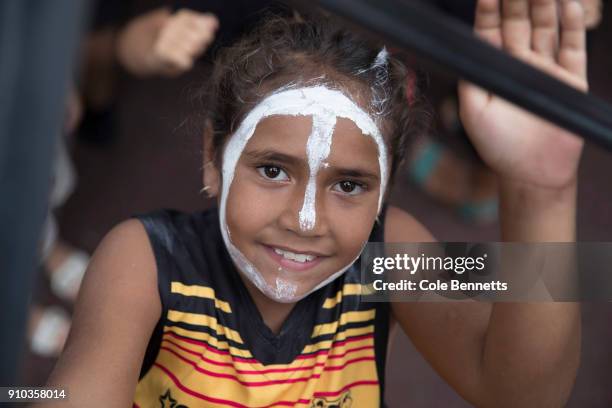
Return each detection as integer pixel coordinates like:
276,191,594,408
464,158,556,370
244,150,298,167
244,149,380,182
333,168,379,182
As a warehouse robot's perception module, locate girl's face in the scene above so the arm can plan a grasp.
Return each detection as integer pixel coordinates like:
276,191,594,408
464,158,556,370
225,114,382,300
207,86,388,303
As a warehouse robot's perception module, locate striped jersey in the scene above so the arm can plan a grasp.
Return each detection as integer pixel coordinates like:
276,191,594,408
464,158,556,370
133,206,389,407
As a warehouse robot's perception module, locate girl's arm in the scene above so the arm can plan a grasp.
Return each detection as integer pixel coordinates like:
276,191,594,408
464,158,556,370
457,0,584,401
387,204,579,407
390,0,585,404
39,220,161,407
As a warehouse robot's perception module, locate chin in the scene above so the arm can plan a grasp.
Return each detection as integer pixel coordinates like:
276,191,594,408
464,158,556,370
253,269,333,302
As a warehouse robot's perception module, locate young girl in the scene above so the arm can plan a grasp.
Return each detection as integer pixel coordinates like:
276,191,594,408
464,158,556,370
46,0,585,406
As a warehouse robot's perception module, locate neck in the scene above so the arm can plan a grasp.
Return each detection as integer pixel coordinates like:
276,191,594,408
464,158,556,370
240,275,297,335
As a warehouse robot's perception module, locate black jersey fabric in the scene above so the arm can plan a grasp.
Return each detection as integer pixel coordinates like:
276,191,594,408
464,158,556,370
134,205,390,407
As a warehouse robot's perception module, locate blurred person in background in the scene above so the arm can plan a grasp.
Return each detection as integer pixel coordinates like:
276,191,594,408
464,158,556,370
28,85,89,358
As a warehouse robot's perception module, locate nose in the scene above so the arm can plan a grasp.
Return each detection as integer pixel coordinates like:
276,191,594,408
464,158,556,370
277,181,330,237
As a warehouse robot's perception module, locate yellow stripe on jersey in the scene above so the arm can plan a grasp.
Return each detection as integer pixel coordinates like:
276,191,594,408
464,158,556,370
322,284,363,309
321,283,376,309
161,337,376,380
171,282,232,313
167,309,244,344
302,325,374,354
149,347,379,406
162,326,253,358
311,310,376,337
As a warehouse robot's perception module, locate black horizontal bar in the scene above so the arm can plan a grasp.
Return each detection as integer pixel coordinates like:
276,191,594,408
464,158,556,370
314,0,612,152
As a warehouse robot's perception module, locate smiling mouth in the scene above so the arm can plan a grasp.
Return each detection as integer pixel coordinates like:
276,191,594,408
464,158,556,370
263,244,326,271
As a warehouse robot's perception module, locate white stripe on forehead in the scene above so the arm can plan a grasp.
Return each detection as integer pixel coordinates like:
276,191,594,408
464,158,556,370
299,112,335,230
218,85,388,302
220,85,388,214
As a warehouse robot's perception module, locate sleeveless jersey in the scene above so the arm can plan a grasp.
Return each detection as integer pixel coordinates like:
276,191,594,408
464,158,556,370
133,206,389,408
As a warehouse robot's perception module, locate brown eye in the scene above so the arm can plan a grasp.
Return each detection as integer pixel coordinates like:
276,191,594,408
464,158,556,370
333,180,365,195
257,165,289,181
340,181,356,192
265,166,280,178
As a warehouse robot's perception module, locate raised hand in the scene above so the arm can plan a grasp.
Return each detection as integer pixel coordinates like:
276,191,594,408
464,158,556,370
458,0,588,190
151,9,219,76
117,8,219,77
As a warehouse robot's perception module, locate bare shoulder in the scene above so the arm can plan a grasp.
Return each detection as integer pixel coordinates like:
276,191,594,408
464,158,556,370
84,218,159,295
44,219,161,407
384,205,435,243
72,218,160,314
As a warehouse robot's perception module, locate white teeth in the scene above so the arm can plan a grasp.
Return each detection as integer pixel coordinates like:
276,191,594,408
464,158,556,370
273,248,316,263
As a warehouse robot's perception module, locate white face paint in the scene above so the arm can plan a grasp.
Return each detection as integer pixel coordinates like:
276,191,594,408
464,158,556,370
299,113,335,231
219,85,388,302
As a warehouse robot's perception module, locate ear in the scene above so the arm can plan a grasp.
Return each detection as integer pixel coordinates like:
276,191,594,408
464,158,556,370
203,119,221,198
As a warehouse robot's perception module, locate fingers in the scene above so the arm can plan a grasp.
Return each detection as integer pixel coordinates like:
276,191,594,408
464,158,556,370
181,11,219,34
583,0,602,29
474,0,502,47
464,0,588,120
558,0,587,80
530,0,558,61
464,0,505,113
493,0,587,84
154,45,194,74
501,0,531,55
161,10,218,55
153,10,219,76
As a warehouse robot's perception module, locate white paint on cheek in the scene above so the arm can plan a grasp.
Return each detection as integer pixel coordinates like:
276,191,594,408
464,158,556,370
299,113,336,231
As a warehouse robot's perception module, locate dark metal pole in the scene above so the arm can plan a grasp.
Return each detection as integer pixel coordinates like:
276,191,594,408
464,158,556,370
0,0,88,385
315,0,612,151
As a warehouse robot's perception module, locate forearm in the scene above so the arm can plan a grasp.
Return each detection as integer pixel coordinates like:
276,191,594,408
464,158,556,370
480,177,581,406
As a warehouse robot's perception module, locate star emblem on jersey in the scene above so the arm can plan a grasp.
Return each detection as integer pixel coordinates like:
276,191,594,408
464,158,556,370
159,389,176,408
158,389,189,408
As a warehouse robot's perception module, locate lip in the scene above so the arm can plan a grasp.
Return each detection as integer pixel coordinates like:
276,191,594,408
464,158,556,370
267,243,328,257
263,244,326,272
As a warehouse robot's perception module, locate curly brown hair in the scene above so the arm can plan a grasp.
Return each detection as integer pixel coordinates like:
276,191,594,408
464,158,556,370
201,11,428,186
